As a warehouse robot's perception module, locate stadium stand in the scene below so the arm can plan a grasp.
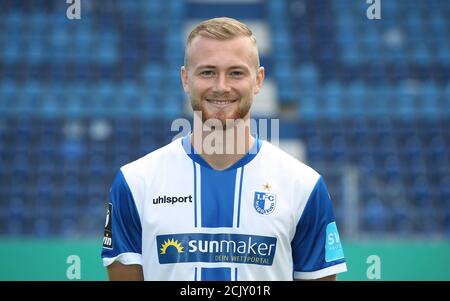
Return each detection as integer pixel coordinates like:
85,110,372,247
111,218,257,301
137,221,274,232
0,0,449,238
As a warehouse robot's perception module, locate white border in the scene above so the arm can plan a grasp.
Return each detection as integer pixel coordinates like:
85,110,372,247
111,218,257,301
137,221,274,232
102,252,142,267
294,263,348,280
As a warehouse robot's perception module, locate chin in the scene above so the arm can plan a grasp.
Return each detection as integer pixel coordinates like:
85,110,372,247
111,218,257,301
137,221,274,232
191,100,251,126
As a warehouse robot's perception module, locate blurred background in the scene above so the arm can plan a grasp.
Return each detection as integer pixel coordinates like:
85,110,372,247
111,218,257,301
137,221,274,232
0,0,449,280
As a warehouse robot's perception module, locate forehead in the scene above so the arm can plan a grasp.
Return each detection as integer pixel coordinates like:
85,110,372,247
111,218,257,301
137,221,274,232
187,35,257,70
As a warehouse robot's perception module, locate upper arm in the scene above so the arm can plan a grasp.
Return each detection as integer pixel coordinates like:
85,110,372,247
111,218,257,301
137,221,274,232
101,170,143,272
107,261,144,281
291,177,347,280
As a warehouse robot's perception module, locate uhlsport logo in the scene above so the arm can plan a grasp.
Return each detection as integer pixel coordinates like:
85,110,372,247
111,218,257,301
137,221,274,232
153,195,192,205
254,191,276,215
157,233,277,266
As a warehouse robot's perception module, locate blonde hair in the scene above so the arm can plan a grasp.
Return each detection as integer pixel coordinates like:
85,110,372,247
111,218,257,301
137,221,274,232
184,17,259,68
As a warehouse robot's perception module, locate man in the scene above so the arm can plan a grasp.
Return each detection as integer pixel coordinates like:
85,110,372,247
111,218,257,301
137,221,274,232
101,17,347,281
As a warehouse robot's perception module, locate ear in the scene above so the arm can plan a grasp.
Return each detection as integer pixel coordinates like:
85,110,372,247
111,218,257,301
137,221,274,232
181,66,190,93
253,66,265,95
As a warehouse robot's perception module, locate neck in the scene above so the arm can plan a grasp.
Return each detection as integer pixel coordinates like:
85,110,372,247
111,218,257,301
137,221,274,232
190,119,255,170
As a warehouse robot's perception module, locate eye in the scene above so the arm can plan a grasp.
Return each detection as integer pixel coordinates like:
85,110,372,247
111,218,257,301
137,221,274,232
230,71,244,77
200,70,214,77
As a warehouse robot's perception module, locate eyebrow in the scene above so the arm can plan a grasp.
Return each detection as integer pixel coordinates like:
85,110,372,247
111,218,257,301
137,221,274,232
195,65,250,71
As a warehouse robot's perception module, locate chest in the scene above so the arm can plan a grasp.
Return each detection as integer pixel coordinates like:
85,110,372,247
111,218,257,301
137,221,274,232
140,165,299,238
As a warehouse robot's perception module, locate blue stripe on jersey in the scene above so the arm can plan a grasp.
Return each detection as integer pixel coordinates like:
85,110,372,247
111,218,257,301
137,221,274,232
200,166,237,227
201,267,231,281
181,134,261,228
237,166,244,228
291,177,346,273
101,170,142,258
193,161,198,228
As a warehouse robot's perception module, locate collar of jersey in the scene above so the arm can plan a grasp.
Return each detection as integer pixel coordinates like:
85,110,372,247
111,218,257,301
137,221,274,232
181,133,262,171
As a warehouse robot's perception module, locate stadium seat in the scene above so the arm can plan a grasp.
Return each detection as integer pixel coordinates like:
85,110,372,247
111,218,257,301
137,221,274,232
0,0,449,238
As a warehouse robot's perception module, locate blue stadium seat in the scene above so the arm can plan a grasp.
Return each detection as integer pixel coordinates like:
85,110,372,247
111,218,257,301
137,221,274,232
362,197,390,232
1,0,449,238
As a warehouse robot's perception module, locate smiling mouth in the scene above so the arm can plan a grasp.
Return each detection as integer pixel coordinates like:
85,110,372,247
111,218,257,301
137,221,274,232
206,99,237,105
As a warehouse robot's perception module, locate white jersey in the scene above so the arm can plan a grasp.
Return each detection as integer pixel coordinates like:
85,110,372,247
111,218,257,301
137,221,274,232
101,135,347,280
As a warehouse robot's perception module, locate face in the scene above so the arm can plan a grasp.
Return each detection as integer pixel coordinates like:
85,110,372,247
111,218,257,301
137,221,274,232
181,36,264,128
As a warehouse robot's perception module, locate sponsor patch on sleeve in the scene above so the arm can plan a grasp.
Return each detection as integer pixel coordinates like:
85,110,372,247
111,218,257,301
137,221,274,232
103,203,113,249
325,222,344,262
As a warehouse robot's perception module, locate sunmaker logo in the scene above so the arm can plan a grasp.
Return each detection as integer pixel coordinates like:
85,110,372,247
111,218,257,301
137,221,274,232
153,195,193,205
160,238,184,254
157,233,277,266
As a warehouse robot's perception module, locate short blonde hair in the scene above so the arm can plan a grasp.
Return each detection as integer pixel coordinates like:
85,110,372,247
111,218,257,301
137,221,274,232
184,17,259,69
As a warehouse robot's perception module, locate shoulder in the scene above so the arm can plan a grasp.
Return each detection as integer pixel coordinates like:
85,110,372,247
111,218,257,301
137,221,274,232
258,140,321,188
111,137,186,209
119,137,185,184
255,140,327,223
122,137,184,171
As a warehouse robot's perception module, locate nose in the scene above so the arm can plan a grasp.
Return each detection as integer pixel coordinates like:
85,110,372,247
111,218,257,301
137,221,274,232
213,73,231,93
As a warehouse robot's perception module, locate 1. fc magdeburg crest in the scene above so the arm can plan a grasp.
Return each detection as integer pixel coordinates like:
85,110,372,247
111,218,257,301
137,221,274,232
254,192,277,215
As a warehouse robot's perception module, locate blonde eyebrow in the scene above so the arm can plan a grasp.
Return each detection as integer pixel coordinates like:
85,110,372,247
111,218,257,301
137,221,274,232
195,65,250,72
195,65,216,70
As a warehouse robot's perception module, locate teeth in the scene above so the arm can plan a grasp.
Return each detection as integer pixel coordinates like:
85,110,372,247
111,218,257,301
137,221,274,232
207,99,234,104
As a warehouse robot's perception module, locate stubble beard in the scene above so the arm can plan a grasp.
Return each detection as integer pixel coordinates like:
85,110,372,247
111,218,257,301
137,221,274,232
191,97,252,130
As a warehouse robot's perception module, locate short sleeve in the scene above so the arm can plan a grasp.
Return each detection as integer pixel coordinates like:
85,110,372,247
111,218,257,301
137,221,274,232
291,176,347,279
101,170,143,267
